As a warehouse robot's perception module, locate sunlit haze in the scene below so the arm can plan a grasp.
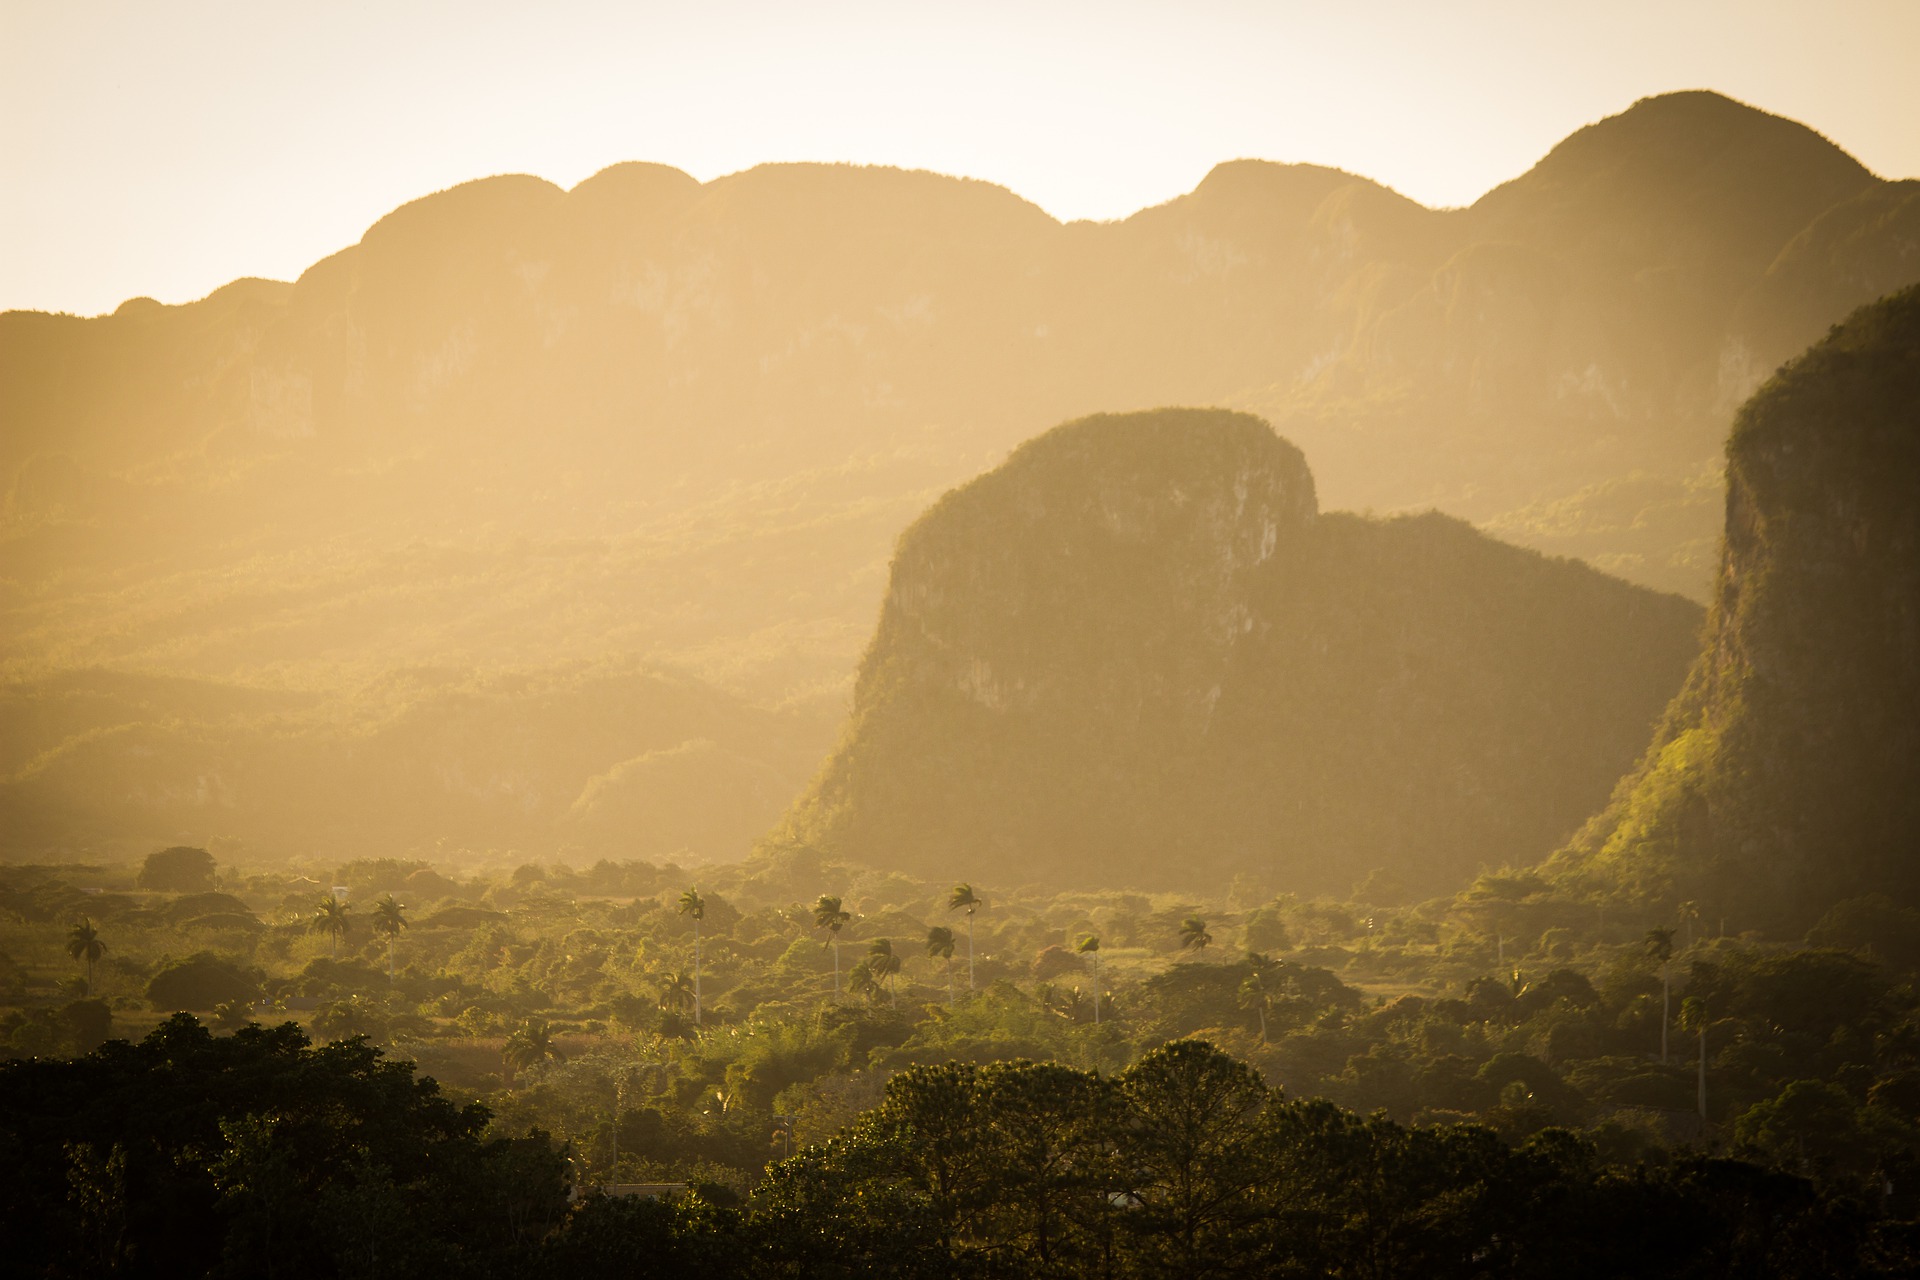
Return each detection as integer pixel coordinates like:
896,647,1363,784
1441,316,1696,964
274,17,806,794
4,0,1917,316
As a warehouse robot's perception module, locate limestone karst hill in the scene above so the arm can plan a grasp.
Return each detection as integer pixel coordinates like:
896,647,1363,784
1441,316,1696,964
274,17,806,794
1550,285,1920,932
2,90,1912,865
780,409,1702,896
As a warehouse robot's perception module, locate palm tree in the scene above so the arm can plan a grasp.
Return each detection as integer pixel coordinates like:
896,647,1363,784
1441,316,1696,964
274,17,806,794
1239,972,1273,1043
658,970,697,1018
502,1017,563,1084
947,883,982,992
813,895,851,1001
926,925,957,1006
1077,934,1101,1025
311,895,350,961
66,918,106,997
868,938,902,1008
1178,915,1213,955
1677,900,1701,949
845,959,881,1005
371,895,407,983
679,887,706,1024
1646,926,1676,1064
1679,996,1709,1119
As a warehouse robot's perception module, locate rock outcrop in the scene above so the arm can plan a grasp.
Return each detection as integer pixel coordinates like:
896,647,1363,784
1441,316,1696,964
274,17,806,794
782,409,1703,895
1551,286,1920,930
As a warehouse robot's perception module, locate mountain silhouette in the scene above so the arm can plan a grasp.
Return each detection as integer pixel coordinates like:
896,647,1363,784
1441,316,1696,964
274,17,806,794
2,91,1911,867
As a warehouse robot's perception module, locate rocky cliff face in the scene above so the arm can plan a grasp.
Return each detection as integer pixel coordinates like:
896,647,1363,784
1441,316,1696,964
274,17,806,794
783,409,1702,895
1552,286,1920,930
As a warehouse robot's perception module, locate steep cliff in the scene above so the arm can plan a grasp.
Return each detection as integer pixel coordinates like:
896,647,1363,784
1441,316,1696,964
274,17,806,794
783,409,1702,895
1552,286,1920,930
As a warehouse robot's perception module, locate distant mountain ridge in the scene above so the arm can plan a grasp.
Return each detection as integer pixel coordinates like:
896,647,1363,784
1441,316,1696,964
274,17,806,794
780,409,1703,897
2,90,1913,867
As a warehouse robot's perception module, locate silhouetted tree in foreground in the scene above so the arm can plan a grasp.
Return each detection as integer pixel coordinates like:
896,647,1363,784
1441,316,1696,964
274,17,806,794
0,1024,1905,1278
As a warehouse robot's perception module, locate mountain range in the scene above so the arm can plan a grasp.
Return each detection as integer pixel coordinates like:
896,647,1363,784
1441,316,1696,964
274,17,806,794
3,90,1914,869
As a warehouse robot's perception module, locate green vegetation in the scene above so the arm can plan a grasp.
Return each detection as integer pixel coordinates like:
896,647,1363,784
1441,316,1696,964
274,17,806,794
1553,285,1920,930
8,851,1920,1274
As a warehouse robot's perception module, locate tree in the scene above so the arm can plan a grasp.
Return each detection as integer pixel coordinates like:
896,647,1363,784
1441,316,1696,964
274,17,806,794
211,1000,253,1032
1679,995,1708,1119
502,1018,563,1084
814,895,852,1001
66,918,106,997
1677,900,1701,948
0,1014,569,1277
146,954,260,1012
1239,974,1271,1044
657,970,697,1019
1178,916,1213,955
679,887,706,1024
926,926,957,1006
948,884,982,992
846,959,882,1006
868,938,902,1008
1077,935,1101,1025
1118,1039,1272,1273
137,845,216,893
1647,926,1676,1064
970,1060,1117,1271
371,895,407,983
311,895,350,961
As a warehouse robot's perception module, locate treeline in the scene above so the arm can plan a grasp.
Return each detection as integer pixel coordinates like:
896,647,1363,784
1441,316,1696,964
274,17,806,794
2,1018,1908,1278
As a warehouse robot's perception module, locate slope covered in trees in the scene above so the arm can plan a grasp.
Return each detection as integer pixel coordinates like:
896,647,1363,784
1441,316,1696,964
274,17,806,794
1552,286,1920,931
3,90,1912,866
784,408,1701,896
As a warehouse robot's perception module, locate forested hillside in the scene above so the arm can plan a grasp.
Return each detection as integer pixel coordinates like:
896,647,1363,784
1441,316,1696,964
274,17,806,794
1552,285,1920,930
784,408,1701,896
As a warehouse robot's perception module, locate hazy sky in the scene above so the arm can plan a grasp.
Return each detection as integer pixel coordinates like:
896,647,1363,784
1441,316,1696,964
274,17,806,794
4,0,1917,317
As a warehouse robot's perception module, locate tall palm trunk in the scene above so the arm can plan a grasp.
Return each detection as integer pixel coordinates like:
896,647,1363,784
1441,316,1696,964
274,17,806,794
1660,967,1670,1065
832,941,840,1001
966,915,974,992
1091,950,1099,1026
1697,1023,1708,1119
693,918,702,1025
946,957,954,1007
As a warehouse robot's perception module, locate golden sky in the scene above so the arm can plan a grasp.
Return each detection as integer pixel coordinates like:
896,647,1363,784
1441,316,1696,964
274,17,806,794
4,0,1916,317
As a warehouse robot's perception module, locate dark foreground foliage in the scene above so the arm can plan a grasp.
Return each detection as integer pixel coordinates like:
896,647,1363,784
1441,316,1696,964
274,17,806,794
5,1021,1916,1278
